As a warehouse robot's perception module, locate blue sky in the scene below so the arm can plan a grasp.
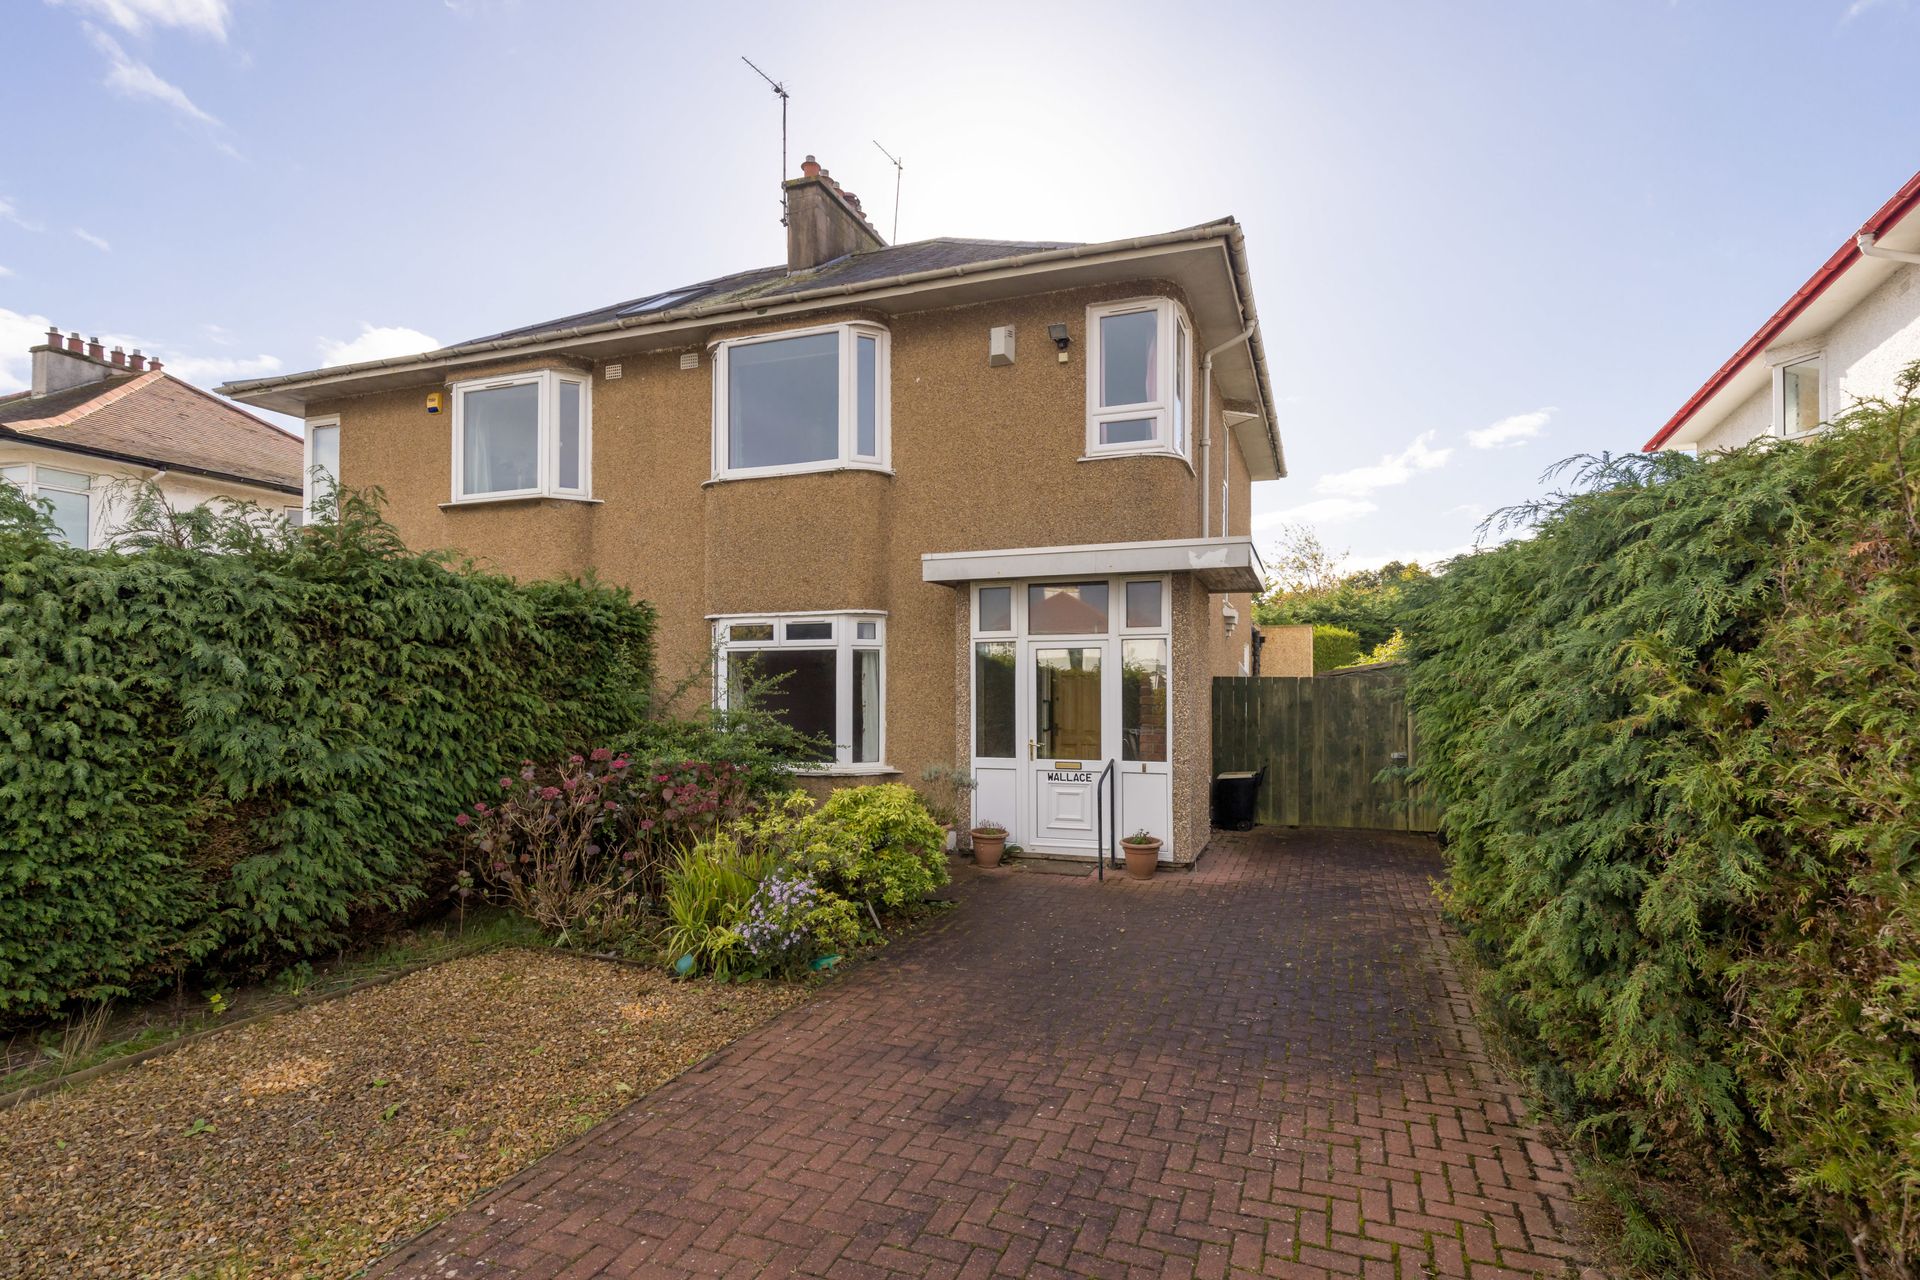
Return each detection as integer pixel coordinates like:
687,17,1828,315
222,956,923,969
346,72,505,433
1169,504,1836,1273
4,0,1918,569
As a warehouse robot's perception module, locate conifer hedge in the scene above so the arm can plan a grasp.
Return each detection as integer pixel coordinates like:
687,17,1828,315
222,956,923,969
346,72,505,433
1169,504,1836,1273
0,486,655,1024
1404,369,1920,1274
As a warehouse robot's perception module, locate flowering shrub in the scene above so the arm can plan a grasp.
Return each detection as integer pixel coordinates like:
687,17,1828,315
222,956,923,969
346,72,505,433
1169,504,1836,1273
753,784,948,912
458,750,643,944
735,869,860,975
620,758,757,878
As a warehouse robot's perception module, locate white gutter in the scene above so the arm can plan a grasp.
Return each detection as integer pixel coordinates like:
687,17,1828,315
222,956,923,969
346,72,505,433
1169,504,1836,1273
1858,232,1920,265
1200,321,1257,537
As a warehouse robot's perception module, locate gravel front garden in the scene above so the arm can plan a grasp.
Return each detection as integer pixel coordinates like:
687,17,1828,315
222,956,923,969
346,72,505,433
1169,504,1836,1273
0,948,809,1279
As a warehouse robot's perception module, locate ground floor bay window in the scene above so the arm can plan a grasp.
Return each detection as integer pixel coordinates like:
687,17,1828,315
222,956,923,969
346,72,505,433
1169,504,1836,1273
715,612,884,769
968,576,1173,860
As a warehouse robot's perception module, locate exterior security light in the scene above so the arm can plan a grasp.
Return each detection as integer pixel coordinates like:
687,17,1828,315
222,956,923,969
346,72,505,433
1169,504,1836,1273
1047,323,1071,363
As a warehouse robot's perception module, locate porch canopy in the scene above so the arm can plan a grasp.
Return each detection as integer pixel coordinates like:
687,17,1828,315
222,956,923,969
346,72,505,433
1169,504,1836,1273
921,536,1265,593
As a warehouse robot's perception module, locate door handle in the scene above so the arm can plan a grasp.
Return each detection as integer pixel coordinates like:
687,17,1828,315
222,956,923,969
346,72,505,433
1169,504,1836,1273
1028,738,1035,760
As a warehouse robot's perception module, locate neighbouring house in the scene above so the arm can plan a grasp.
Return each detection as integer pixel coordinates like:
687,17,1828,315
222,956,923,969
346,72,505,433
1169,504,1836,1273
1,326,304,546
1255,624,1314,677
220,157,1285,864
1648,167,1920,452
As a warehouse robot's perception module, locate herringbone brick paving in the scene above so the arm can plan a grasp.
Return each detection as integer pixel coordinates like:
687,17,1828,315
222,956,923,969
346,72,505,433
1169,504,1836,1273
375,828,1598,1279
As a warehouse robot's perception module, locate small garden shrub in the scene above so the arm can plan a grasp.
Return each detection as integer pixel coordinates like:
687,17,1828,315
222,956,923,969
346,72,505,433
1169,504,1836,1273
457,750,642,944
0,484,656,1023
662,784,947,978
1405,366,1920,1275
1310,624,1362,672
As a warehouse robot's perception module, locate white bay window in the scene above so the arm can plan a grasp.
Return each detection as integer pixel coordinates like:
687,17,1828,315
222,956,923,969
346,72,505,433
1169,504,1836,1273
1,462,92,547
449,369,590,502
1085,298,1193,460
715,612,885,769
711,322,889,479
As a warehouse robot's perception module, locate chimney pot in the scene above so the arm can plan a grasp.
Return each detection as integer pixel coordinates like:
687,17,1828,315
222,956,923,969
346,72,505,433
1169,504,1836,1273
45,326,61,346
86,336,104,360
128,350,146,372
110,346,127,367
148,358,162,372
67,331,84,353
800,155,820,179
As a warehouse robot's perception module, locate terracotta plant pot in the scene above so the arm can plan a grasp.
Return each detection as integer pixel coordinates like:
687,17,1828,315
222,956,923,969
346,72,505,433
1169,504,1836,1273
1122,837,1162,880
971,830,1007,867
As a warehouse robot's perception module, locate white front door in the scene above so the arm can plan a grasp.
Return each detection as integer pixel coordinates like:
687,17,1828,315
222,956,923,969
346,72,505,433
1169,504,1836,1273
1029,642,1107,851
967,577,1176,860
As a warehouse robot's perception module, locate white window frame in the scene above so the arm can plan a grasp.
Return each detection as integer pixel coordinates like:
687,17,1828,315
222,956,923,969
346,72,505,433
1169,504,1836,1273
1772,352,1825,439
712,610,888,772
304,414,340,520
709,321,891,481
447,369,593,503
1084,297,1194,463
2,460,94,548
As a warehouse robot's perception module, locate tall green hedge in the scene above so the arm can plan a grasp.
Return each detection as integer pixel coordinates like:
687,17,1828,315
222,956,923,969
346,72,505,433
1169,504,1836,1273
1404,372,1920,1274
0,485,655,1022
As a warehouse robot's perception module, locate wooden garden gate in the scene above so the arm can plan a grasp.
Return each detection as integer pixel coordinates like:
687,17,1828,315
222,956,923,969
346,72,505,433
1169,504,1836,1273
1211,663,1439,832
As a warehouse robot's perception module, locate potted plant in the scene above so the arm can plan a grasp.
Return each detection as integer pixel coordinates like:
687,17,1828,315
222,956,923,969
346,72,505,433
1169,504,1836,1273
970,820,1008,868
1121,829,1162,880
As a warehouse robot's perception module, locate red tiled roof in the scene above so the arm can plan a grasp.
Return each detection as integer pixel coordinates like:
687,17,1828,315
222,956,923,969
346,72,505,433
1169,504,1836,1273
0,371,302,492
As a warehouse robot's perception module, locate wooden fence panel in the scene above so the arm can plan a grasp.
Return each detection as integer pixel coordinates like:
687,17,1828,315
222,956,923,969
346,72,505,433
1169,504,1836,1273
1210,665,1438,832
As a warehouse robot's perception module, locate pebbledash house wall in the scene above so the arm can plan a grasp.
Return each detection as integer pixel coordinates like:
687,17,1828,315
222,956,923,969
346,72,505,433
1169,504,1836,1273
1697,261,1920,452
311,280,1255,863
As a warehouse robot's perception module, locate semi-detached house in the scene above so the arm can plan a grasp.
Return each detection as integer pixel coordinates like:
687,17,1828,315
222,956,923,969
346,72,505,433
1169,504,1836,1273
222,158,1286,865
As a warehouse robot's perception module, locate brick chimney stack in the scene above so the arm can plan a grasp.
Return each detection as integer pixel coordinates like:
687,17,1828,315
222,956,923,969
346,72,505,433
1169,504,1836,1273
782,153,886,273
30,323,144,396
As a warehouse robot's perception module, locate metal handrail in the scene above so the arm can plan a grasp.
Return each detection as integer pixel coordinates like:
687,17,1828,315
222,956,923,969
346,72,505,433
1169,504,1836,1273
1093,758,1117,882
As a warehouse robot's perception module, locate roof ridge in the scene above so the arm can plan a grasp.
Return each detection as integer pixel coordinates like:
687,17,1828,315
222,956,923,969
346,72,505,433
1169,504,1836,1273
157,372,303,442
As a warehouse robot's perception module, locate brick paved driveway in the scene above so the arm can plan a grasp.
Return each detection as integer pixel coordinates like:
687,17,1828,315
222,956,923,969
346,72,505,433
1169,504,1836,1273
376,828,1595,1279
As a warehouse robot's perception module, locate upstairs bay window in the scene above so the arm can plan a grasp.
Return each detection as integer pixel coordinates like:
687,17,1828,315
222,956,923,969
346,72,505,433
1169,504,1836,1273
449,370,590,502
716,612,885,769
711,323,889,479
1085,298,1192,460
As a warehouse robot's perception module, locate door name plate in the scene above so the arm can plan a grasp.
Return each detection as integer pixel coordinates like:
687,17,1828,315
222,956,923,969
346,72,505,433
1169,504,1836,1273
1053,761,1084,770
1046,771,1094,783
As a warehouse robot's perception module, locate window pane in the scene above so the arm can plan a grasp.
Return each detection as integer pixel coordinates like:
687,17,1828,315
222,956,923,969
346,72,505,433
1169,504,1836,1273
977,586,1011,632
856,621,878,640
1173,322,1188,454
728,332,839,469
1782,359,1820,435
1124,580,1163,629
852,649,881,763
1099,417,1156,446
728,623,774,642
1035,646,1102,759
1,465,28,483
734,649,836,762
974,641,1016,758
462,383,540,494
46,488,90,548
38,468,90,491
1028,582,1108,634
557,381,582,490
309,424,339,495
785,621,832,640
1100,310,1158,407
1122,639,1168,762
856,334,878,457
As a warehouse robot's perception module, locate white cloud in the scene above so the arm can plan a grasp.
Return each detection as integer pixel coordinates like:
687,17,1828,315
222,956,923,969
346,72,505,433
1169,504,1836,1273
50,0,231,40
85,25,220,126
1252,497,1378,528
319,323,441,368
1467,406,1554,449
0,307,56,394
1337,543,1482,574
1845,0,1889,19
0,265,13,279
156,351,282,382
1316,431,1453,498
0,197,43,232
73,227,112,252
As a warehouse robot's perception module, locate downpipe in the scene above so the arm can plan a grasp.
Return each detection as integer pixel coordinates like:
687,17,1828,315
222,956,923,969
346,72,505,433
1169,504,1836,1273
1201,321,1258,537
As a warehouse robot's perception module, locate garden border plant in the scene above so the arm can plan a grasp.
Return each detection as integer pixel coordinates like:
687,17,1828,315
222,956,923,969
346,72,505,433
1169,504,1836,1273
1404,365,1920,1277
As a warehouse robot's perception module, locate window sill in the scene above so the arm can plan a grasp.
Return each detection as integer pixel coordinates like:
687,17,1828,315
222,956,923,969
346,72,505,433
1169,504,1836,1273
438,494,603,510
1077,449,1196,474
793,762,901,777
704,463,893,487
